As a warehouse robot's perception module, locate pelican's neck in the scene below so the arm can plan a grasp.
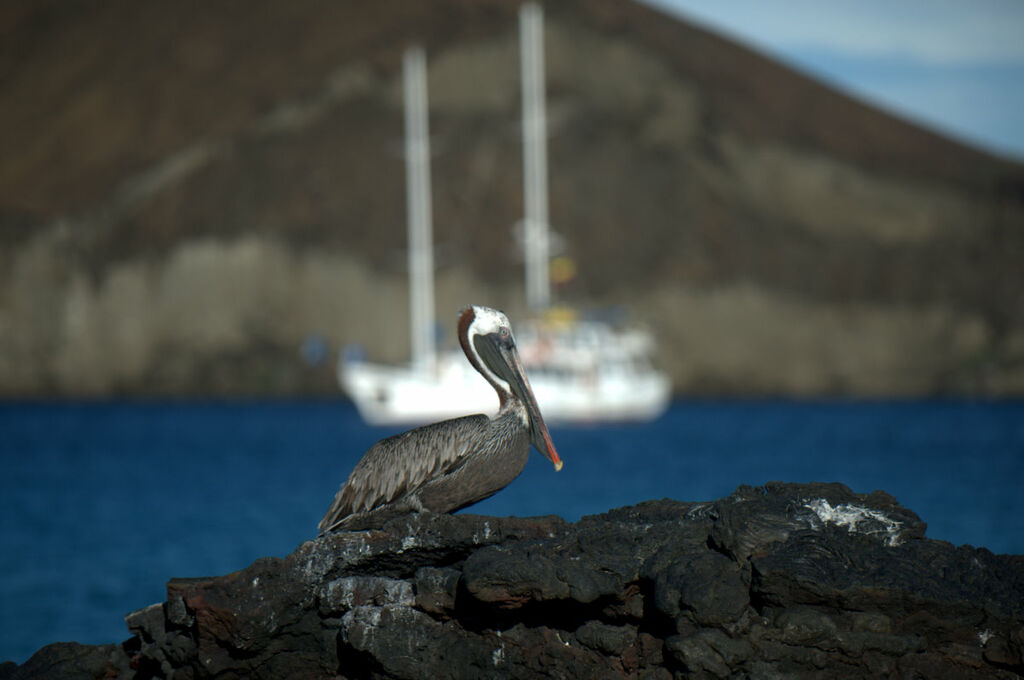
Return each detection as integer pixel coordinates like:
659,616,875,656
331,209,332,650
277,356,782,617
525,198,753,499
501,397,529,427
462,339,529,426
458,308,517,411
460,339,513,410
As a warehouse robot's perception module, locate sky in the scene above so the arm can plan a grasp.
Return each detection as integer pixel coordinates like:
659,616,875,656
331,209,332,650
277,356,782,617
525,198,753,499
644,0,1024,162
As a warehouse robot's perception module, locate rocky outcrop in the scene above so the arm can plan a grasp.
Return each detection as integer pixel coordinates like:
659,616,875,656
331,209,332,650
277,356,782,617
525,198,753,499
4,482,1023,679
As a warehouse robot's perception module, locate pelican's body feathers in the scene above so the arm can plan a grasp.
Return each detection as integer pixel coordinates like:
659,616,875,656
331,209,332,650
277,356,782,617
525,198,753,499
319,408,530,532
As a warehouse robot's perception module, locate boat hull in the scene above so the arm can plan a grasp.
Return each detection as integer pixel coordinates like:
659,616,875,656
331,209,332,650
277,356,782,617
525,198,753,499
340,350,671,426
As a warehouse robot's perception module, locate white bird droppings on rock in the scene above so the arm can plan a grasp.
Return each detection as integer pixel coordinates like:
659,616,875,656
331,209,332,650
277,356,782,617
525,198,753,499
803,498,905,547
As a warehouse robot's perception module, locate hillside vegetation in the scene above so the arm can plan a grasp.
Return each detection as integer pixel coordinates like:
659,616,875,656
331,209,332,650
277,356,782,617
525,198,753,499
2,0,1022,396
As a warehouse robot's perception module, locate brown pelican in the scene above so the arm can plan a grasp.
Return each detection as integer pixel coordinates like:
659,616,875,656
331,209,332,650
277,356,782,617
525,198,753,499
319,305,562,533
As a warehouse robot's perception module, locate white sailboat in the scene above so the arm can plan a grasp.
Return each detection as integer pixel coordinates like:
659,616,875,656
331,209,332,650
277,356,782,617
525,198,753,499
340,6,671,425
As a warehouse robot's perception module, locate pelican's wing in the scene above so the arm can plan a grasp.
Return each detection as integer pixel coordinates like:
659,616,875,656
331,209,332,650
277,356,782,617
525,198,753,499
318,414,488,532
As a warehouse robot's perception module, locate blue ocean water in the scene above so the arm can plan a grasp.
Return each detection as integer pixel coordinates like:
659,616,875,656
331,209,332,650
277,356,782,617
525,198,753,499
1,399,1022,664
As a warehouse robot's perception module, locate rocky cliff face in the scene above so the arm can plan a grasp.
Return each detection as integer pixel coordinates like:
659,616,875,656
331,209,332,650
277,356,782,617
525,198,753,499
4,483,1022,679
2,0,1023,397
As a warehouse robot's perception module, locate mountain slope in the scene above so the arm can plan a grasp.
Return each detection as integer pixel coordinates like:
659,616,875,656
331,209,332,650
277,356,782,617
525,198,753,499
1,0,1022,396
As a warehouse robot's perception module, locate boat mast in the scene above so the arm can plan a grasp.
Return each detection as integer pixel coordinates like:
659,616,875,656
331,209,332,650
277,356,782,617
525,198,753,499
520,2,550,312
403,47,436,371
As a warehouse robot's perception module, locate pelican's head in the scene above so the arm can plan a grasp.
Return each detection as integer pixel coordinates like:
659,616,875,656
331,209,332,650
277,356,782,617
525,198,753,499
458,305,562,471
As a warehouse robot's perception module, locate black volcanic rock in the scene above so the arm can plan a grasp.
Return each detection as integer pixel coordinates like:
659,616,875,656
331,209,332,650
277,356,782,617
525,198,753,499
4,483,1023,679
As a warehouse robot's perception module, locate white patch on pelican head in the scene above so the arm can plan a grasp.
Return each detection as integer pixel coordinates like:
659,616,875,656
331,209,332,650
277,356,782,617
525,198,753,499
469,306,512,338
466,306,515,393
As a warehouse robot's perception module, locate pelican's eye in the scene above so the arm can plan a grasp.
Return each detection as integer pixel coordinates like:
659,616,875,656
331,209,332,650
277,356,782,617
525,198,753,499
499,327,511,342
